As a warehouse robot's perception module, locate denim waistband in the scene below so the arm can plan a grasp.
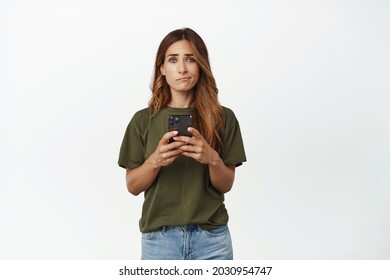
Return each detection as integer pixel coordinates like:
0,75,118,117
160,224,201,233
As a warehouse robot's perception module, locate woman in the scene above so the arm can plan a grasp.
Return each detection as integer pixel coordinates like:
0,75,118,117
118,28,246,260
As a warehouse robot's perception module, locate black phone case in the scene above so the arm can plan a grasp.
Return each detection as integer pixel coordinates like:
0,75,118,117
168,115,192,142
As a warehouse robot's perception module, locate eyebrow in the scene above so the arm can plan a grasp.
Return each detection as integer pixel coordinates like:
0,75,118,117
167,53,194,57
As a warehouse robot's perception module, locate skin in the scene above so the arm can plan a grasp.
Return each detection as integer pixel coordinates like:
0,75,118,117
161,39,199,108
126,39,235,196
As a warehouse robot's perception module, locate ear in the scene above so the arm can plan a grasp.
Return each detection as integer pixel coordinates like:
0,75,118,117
160,64,166,76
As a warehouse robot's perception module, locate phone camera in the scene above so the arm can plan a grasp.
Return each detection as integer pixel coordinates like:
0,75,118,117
169,116,175,126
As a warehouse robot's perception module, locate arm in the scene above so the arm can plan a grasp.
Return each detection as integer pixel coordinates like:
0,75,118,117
126,130,185,196
208,152,236,194
175,127,235,194
125,161,160,196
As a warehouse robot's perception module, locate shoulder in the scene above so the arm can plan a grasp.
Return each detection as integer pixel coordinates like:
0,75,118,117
221,106,236,118
129,107,151,124
124,107,152,134
221,106,239,127
132,107,151,119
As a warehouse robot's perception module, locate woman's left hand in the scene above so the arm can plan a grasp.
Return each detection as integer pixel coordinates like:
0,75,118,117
175,127,235,193
173,127,219,165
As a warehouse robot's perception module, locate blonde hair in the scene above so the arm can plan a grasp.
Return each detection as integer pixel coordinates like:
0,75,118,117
149,28,223,152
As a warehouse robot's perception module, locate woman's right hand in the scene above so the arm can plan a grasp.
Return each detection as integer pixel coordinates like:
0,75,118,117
146,130,186,168
126,130,186,195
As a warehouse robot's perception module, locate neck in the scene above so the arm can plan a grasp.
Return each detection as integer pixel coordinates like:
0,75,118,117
169,91,194,108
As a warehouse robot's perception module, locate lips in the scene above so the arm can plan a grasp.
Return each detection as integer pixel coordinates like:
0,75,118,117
177,77,191,81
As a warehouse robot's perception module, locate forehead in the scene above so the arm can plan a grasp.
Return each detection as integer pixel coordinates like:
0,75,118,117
165,40,193,56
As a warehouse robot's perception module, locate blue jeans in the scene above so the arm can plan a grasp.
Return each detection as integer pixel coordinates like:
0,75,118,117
141,224,233,260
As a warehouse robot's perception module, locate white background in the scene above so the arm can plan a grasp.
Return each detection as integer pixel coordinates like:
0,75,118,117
1,0,389,259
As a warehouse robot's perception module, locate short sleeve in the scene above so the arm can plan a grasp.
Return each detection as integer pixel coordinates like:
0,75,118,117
220,108,247,167
118,111,146,169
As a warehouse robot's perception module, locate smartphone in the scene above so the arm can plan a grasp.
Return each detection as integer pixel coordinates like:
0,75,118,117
168,115,192,143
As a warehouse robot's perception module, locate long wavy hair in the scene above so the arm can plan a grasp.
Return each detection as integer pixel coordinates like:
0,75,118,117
149,28,223,153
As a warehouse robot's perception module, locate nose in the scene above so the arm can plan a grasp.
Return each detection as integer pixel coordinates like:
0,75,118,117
178,60,188,74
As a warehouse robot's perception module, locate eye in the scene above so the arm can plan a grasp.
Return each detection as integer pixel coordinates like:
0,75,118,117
168,57,177,63
186,57,196,63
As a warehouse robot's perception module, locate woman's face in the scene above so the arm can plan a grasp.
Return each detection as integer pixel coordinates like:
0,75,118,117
160,40,200,97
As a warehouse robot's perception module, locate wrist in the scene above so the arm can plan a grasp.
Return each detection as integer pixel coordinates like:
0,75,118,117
209,151,222,167
146,154,161,170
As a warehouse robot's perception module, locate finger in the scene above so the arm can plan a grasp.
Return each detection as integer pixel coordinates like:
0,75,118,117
180,151,201,162
159,152,182,166
160,140,186,153
168,141,188,150
161,131,178,143
178,144,201,153
162,149,183,159
188,127,203,140
158,150,182,165
173,135,195,145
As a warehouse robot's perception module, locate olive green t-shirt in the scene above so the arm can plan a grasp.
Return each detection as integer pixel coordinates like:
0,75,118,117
118,106,246,233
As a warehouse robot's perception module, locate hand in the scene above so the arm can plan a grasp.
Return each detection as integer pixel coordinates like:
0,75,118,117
147,130,187,168
174,127,220,165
